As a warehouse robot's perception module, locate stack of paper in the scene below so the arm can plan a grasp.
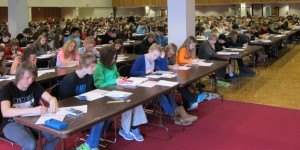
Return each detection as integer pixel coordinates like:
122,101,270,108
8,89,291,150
224,48,246,51
105,90,132,100
38,69,55,77
118,77,148,87
75,89,109,101
0,75,15,81
172,66,191,70
157,80,179,87
196,62,213,66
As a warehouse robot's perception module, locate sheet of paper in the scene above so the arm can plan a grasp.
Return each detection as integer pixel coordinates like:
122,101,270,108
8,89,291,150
274,35,285,37
224,48,245,51
139,81,158,88
75,89,109,101
35,108,67,124
36,54,55,59
145,75,161,79
197,62,213,66
172,66,191,70
105,90,133,100
217,52,239,55
161,73,177,78
118,77,148,87
38,69,55,77
0,75,15,81
60,105,88,113
157,80,179,87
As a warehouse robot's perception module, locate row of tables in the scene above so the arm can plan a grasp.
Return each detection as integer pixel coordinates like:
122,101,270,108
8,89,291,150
5,57,228,149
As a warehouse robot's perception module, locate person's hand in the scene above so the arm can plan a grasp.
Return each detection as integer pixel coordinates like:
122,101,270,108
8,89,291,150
34,106,48,115
13,55,21,62
243,43,248,48
0,43,5,47
117,77,127,84
47,51,51,54
17,51,22,56
146,68,154,74
26,44,32,47
191,59,198,63
48,97,58,113
11,54,17,59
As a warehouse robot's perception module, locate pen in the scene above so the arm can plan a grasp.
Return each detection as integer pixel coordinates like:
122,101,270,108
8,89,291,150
40,100,45,107
107,101,125,104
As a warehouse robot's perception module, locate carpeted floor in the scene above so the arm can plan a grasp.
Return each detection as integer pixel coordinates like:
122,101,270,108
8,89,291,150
2,99,300,150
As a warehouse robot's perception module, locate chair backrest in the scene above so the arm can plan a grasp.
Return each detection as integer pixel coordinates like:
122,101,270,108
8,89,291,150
48,57,57,68
50,81,62,100
118,64,133,77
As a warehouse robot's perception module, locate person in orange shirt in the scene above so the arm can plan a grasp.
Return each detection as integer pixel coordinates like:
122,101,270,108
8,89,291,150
177,36,197,65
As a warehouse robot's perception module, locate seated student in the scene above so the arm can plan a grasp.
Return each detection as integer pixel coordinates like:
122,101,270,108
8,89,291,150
50,31,64,50
56,39,80,67
267,22,280,34
29,34,52,56
155,26,168,47
139,32,156,55
78,37,100,58
4,38,25,60
10,48,37,75
117,28,132,42
0,62,59,150
258,23,269,36
101,28,117,44
16,28,33,47
0,47,7,76
177,36,197,65
64,27,81,48
0,32,11,48
93,47,147,142
136,22,149,34
59,53,109,150
113,39,124,61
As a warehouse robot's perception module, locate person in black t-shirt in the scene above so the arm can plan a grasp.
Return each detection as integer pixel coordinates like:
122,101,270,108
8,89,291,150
139,32,156,54
60,54,110,150
0,62,59,150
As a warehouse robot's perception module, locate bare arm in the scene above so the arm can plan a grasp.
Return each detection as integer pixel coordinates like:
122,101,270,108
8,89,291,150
1,101,47,117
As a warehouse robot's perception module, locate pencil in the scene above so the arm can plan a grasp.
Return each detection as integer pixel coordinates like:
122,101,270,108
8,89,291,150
107,100,125,104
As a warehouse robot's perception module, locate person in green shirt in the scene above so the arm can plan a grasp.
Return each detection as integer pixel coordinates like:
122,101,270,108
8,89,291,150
93,47,148,142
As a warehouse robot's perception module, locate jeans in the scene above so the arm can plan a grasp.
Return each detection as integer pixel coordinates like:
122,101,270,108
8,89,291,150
3,122,59,150
86,120,110,148
121,105,148,134
159,93,178,115
177,86,198,109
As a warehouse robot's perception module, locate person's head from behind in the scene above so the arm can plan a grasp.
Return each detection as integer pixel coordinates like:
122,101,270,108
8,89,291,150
71,27,80,37
228,30,239,43
2,32,11,43
15,62,38,89
22,48,37,65
109,28,117,38
23,28,32,38
83,37,95,52
114,39,123,52
208,34,218,45
79,53,97,75
147,32,156,43
218,34,227,44
9,38,20,49
164,43,177,59
148,43,162,62
100,46,116,69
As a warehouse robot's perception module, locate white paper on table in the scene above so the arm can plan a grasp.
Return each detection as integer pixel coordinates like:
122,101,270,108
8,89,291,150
161,73,177,78
105,90,133,99
35,108,66,124
138,81,158,88
154,70,174,74
197,62,213,66
172,66,191,70
38,69,55,77
259,39,272,43
60,105,88,113
75,89,109,101
224,48,245,51
59,61,78,68
6,60,14,63
217,51,239,55
0,75,15,81
118,77,148,87
274,35,285,37
157,80,179,87
123,42,130,45
145,75,161,79
36,54,55,59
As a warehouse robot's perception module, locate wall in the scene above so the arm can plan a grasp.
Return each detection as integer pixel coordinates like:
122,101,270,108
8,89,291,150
61,7,76,19
0,0,112,7
195,5,230,16
0,7,7,22
115,7,145,17
289,3,300,16
31,7,61,21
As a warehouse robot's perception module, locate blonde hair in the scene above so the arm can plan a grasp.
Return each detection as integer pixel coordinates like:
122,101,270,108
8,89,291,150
84,37,95,45
148,43,162,53
164,43,177,64
62,39,78,59
78,53,97,69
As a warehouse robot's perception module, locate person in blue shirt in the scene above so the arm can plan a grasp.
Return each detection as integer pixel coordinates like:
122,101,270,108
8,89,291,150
64,27,81,48
136,22,149,34
131,43,198,126
155,26,168,47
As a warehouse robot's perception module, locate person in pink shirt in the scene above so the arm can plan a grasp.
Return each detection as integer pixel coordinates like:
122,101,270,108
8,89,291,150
56,39,80,67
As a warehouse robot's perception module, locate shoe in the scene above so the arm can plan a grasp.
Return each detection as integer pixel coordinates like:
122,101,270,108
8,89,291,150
217,80,230,88
205,92,220,100
119,129,134,141
130,129,144,142
197,93,207,103
175,106,198,123
174,117,193,126
187,102,198,111
76,144,98,150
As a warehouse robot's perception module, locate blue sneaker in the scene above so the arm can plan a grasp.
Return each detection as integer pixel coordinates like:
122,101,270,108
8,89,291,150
119,129,134,140
187,102,198,111
130,128,144,142
197,93,207,103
